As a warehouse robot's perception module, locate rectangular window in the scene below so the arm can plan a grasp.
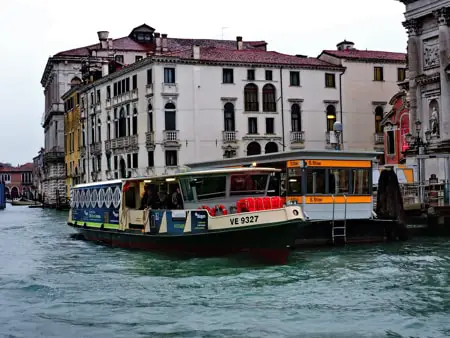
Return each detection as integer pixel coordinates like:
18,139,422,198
306,169,326,194
352,169,370,194
132,153,138,168
265,70,273,81
165,150,178,166
106,154,111,171
328,169,350,194
132,114,138,135
148,151,154,167
387,130,395,154
132,74,137,89
193,175,227,200
325,73,336,88
114,155,118,170
97,156,102,172
247,69,255,81
106,85,111,99
248,117,258,134
147,69,152,85
222,68,234,84
125,78,130,92
290,71,300,86
397,68,406,82
164,68,176,83
115,55,124,63
374,67,384,81
127,154,132,168
96,90,100,103
113,83,118,96
135,55,143,62
265,117,274,134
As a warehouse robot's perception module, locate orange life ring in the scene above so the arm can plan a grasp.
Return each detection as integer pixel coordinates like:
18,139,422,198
199,205,215,216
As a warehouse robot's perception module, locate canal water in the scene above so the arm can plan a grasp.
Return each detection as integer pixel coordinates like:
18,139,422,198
0,206,449,338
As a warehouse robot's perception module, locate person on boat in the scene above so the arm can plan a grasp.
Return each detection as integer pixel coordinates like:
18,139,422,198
140,184,153,209
171,187,184,209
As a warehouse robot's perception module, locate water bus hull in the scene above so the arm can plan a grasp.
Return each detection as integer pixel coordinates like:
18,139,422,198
68,167,306,265
69,218,299,264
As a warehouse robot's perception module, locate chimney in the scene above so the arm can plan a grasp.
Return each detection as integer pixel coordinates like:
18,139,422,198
97,31,109,49
236,36,243,50
336,40,355,51
161,34,168,52
193,45,200,60
102,60,109,77
154,32,161,54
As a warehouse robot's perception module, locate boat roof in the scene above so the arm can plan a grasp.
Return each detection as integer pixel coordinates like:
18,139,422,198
72,167,280,189
186,149,382,169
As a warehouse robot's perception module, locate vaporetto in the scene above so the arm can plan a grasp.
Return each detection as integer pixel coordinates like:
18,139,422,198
71,185,122,210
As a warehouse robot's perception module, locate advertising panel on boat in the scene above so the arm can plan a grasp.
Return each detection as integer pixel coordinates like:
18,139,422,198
71,181,122,226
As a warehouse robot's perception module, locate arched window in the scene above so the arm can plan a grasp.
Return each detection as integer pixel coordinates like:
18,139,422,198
224,103,235,131
97,118,101,142
262,84,276,112
107,115,111,140
118,107,127,137
70,77,81,88
91,116,95,144
82,123,86,146
164,102,176,131
326,105,336,132
119,158,126,179
374,106,384,133
132,108,138,135
265,142,278,154
148,103,153,132
244,83,258,112
247,141,261,156
291,104,301,131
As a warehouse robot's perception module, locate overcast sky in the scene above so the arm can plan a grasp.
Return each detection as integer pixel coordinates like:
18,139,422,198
0,0,407,165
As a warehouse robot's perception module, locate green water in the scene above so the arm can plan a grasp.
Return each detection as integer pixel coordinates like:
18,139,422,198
0,206,449,337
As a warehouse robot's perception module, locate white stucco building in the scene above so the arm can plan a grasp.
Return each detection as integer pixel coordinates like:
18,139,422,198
74,29,344,182
319,40,407,158
399,0,450,181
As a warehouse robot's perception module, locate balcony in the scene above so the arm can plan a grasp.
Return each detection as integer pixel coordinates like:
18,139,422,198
111,89,138,106
146,131,155,148
290,131,305,143
105,98,112,109
163,130,180,145
89,142,102,155
79,146,86,157
43,147,65,163
107,135,139,153
374,132,384,145
222,131,237,143
161,82,178,95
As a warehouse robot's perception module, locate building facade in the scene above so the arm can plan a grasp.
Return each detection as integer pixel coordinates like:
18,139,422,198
73,33,344,184
0,163,35,199
62,87,82,196
32,148,44,199
380,91,410,165
318,40,407,156
400,0,450,181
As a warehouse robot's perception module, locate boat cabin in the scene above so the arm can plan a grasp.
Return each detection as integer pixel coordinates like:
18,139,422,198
186,150,382,221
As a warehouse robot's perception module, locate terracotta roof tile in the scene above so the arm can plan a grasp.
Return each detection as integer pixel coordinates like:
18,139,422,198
322,49,406,62
170,47,340,68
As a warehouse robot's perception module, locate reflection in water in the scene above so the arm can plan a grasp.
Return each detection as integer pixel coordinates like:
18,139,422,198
0,206,449,337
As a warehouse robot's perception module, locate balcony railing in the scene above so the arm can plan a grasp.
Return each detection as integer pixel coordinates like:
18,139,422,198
106,135,139,151
89,142,102,155
146,132,155,147
161,82,178,95
146,83,153,96
163,130,179,143
374,132,384,145
43,147,65,163
290,131,305,143
222,131,237,142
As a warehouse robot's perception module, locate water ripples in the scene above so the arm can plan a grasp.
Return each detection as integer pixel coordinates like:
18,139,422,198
1,207,450,337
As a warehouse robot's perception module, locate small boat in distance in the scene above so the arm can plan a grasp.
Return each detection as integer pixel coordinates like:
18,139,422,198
67,167,305,264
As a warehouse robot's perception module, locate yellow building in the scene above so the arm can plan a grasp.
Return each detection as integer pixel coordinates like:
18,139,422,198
62,85,82,198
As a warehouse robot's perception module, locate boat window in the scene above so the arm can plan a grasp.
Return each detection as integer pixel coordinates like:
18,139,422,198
352,169,370,194
191,175,227,200
287,167,302,195
329,168,350,194
179,178,195,202
230,174,268,196
306,169,326,194
125,186,137,208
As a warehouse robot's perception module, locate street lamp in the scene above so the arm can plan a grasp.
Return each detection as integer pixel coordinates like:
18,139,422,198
333,121,343,150
405,119,431,205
